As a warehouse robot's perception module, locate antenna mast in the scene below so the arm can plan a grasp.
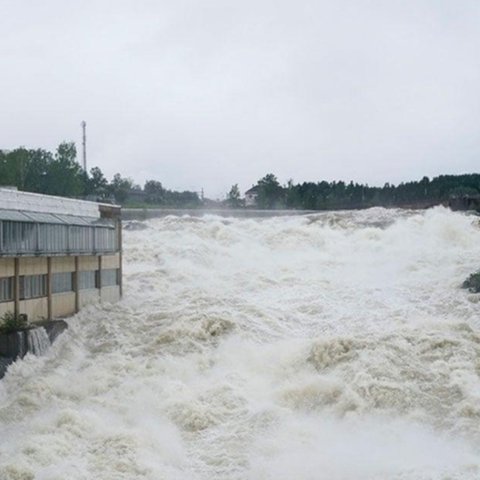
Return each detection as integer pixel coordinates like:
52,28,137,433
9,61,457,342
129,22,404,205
81,120,87,172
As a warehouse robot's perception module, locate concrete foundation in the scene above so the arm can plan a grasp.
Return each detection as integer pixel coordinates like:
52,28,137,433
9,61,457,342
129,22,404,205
0,319,68,378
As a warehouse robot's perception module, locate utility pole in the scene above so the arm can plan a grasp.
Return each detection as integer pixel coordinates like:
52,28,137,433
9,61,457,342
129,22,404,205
81,121,87,172
81,121,88,198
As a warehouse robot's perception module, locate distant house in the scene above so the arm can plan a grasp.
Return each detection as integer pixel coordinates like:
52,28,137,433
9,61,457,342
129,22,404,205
244,186,259,207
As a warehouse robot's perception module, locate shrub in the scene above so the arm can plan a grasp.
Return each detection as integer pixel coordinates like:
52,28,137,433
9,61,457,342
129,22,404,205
0,312,29,334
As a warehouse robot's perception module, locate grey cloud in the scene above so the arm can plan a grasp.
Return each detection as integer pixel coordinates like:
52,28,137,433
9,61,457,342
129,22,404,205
1,0,479,198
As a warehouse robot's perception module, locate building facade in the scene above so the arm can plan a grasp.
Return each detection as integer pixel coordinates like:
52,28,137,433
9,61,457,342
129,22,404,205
0,188,122,322
244,186,259,207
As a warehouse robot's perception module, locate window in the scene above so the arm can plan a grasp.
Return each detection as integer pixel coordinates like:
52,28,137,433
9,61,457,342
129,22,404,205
69,226,94,252
0,218,118,255
95,228,117,252
2,221,37,253
0,277,14,302
19,275,47,300
78,270,99,290
38,224,68,253
101,269,119,287
52,272,74,294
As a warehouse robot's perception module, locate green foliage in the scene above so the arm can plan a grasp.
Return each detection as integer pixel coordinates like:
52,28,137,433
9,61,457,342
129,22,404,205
142,180,201,208
248,173,480,210
227,184,242,207
0,141,202,208
144,180,165,204
3,140,479,211
0,147,53,192
256,174,284,209
109,173,134,203
0,142,85,197
46,142,85,197
462,272,480,293
86,166,109,197
0,312,28,334
163,190,201,208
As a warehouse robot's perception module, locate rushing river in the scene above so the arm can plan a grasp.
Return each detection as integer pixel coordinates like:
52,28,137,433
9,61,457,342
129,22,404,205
1,207,480,480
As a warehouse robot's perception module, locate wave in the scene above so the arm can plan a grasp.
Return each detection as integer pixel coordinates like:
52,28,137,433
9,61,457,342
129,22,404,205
1,207,479,479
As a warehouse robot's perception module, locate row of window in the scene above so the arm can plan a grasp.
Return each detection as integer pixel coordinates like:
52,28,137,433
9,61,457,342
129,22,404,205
0,274,49,301
0,221,118,255
0,269,120,302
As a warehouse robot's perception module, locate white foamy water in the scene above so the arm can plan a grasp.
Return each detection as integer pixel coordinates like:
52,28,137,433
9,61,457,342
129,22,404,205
1,207,480,480
26,328,51,357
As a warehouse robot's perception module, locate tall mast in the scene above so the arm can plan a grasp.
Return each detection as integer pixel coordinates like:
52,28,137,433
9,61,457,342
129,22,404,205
81,120,87,172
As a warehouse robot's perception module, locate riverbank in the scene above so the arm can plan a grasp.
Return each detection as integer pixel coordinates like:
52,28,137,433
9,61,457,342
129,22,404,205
122,208,317,220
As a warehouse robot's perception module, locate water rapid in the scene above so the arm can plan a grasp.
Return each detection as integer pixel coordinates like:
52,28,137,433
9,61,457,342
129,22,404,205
1,207,480,480
26,328,51,357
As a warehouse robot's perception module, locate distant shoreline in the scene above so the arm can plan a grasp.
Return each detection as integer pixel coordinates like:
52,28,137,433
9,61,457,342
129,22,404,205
122,203,450,220
122,208,317,220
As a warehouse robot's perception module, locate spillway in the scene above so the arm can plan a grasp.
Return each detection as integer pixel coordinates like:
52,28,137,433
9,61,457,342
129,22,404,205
1,207,479,480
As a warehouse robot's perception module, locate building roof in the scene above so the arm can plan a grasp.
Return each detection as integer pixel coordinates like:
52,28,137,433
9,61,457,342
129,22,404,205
245,186,260,195
0,188,119,218
0,209,116,228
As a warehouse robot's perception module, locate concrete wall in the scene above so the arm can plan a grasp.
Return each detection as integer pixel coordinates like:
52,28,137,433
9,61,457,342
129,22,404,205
19,257,48,275
102,254,120,269
0,258,14,277
79,256,99,271
19,297,48,320
51,257,75,273
0,302,14,317
52,292,76,318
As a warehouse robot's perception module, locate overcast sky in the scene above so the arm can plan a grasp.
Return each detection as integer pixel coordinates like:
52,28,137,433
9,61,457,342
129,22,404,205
1,0,479,198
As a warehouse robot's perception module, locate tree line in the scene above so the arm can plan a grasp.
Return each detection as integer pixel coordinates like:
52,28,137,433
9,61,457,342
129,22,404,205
0,142,201,207
229,173,480,209
2,142,478,210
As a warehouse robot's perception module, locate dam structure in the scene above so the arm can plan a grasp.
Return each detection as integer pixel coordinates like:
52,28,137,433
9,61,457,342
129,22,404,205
0,188,122,322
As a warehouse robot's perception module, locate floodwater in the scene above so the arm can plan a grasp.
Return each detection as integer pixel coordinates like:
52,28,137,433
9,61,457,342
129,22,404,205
1,207,480,480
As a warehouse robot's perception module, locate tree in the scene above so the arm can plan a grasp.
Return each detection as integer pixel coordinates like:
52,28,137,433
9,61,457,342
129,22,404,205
227,184,242,207
144,180,165,204
109,173,133,204
23,149,52,193
43,142,84,197
256,174,285,209
420,176,430,197
164,190,201,207
86,166,109,197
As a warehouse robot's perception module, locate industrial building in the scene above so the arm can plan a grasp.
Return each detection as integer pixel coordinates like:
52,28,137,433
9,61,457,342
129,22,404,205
0,188,122,322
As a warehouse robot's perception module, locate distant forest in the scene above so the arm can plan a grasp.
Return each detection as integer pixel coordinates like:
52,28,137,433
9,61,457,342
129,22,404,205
1,142,479,210
231,173,480,210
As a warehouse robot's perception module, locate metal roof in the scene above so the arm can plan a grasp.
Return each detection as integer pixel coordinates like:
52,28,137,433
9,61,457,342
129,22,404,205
22,212,65,224
0,210,32,222
53,214,95,226
0,188,119,218
0,209,115,228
